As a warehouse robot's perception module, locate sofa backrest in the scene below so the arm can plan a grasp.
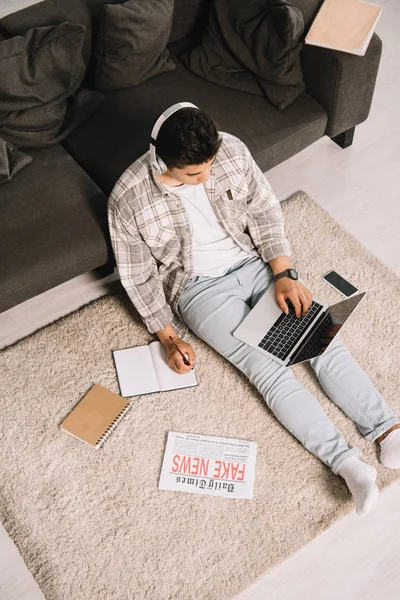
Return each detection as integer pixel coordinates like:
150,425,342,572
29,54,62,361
0,0,324,68
169,0,211,43
0,0,116,66
0,0,211,57
289,0,324,29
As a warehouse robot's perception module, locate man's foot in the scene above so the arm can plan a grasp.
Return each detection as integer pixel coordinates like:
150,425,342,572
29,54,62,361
338,456,379,516
377,424,400,469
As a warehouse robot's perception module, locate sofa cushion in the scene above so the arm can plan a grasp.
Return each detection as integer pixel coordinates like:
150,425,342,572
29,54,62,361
94,0,175,92
180,0,306,110
0,138,32,184
0,0,98,66
62,37,327,196
0,145,111,313
0,23,87,148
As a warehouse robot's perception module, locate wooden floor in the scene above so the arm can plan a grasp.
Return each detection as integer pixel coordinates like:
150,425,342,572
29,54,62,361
1,1,399,599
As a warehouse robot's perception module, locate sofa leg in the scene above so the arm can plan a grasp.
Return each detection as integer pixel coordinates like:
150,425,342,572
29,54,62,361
331,126,355,149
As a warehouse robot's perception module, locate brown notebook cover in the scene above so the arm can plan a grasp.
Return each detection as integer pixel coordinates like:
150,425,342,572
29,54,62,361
61,384,132,448
305,0,383,56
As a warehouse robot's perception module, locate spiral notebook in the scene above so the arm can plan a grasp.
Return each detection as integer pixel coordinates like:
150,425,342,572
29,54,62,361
60,384,132,449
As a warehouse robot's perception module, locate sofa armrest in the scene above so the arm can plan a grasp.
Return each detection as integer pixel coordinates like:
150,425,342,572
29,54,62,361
300,33,382,138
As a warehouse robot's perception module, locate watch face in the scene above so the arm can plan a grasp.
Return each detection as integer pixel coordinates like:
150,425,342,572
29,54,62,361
289,269,298,280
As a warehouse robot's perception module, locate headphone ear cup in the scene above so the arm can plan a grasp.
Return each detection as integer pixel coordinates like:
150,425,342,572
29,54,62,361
157,156,168,174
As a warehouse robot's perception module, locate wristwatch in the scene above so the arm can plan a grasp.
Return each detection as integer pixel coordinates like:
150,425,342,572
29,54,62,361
274,268,299,282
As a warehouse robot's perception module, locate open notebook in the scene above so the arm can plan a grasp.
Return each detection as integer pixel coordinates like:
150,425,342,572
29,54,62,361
305,0,383,56
113,341,198,398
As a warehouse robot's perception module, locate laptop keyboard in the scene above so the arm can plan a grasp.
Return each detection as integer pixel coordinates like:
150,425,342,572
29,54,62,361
258,300,324,361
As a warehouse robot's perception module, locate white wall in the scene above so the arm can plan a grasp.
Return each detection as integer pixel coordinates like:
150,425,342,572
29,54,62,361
0,0,44,19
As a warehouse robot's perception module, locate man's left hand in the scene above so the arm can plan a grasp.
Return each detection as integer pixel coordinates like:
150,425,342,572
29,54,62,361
275,278,313,318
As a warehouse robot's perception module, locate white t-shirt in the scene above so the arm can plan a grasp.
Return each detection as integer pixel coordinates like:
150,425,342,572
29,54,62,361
163,181,251,277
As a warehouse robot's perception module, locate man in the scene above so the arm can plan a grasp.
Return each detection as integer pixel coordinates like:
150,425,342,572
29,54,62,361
108,103,400,516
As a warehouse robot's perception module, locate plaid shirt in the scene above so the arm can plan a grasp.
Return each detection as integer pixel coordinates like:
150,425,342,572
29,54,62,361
108,132,291,337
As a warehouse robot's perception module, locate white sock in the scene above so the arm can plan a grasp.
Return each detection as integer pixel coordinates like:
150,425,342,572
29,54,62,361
338,456,379,516
380,429,400,469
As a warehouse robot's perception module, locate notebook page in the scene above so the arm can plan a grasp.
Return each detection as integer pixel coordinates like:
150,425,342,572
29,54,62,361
149,341,198,392
360,13,382,55
60,384,129,447
113,346,159,397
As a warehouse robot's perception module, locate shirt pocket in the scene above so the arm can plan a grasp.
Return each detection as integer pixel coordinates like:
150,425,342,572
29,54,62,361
144,223,176,248
136,205,174,245
224,183,249,228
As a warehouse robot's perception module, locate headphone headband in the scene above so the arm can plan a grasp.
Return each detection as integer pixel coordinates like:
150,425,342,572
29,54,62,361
149,102,199,174
150,102,199,145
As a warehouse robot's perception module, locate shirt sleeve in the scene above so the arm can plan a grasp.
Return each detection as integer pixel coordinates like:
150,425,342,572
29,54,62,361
108,195,173,333
241,143,292,263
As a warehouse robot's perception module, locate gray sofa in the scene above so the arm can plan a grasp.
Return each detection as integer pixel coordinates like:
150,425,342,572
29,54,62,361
0,0,382,314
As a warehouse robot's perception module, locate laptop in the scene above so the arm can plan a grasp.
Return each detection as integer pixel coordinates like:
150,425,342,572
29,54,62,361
233,285,366,367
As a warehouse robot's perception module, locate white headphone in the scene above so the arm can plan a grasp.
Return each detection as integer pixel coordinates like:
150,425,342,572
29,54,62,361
149,102,199,175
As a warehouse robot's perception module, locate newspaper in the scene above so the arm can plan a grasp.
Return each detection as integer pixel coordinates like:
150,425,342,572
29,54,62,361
159,432,257,499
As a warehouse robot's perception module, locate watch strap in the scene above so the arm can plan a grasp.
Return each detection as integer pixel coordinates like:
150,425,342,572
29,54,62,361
274,270,291,282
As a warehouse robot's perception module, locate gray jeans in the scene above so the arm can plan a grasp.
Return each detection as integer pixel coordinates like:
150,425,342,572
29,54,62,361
178,256,398,474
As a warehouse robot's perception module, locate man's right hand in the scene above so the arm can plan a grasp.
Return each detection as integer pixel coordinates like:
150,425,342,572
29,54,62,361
165,336,196,374
156,323,196,374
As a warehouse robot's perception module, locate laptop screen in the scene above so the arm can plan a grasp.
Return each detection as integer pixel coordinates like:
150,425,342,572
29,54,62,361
288,292,366,366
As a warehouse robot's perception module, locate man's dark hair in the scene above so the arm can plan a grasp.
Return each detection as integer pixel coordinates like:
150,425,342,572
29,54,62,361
155,107,223,169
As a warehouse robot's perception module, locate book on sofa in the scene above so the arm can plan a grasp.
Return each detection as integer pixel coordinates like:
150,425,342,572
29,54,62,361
305,0,383,56
113,341,197,398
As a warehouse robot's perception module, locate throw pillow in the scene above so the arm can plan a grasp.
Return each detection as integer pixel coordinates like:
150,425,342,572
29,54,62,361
180,0,306,110
0,22,87,148
94,0,175,92
0,138,32,184
0,0,97,67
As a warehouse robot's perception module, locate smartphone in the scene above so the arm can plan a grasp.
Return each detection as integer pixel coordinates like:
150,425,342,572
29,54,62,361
323,270,358,297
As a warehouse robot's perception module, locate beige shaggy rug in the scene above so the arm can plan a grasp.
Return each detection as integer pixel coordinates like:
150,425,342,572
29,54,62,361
1,191,400,600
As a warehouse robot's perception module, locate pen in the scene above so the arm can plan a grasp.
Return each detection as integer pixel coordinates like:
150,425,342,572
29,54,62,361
169,336,191,366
